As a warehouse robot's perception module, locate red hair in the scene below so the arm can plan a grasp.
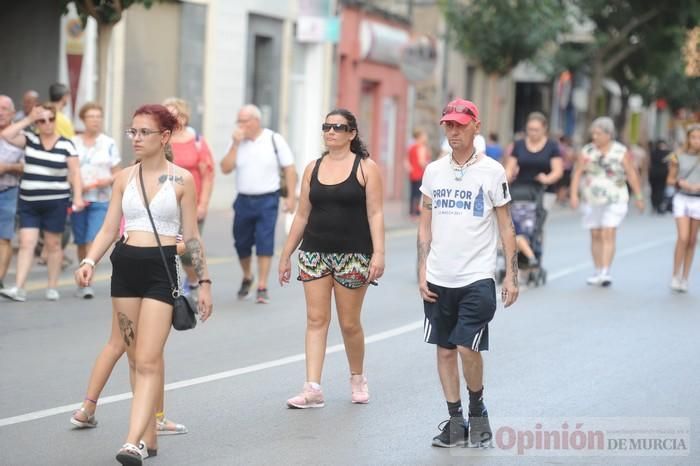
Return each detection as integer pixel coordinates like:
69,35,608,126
132,104,178,133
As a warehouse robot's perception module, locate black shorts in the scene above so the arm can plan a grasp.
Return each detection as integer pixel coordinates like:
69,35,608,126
423,279,497,351
110,239,178,305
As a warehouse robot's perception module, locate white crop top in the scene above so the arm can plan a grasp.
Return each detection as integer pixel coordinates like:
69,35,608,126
122,163,181,237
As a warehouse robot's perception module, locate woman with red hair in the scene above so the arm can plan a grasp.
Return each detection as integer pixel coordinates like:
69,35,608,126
75,104,213,465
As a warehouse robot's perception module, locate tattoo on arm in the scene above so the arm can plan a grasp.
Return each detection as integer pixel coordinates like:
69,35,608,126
118,312,135,347
422,200,432,210
417,238,431,271
185,238,206,279
510,252,519,287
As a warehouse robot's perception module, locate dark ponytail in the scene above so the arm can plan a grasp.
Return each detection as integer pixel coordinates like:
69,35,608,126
323,108,370,159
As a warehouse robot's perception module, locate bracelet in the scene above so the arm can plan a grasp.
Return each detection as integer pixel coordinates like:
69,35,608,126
198,279,212,285
80,258,96,268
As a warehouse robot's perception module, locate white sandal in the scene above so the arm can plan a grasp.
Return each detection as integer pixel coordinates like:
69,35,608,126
156,416,188,435
69,406,97,428
116,443,142,465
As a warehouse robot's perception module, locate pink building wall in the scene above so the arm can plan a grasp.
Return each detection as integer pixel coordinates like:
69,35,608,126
337,7,410,200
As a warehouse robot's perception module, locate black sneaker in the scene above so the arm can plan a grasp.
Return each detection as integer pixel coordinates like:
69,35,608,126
468,406,493,447
237,277,254,299
431,416,468,448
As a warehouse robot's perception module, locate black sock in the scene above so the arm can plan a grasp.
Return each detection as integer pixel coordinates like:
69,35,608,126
468,387,485,416
446,400,463,418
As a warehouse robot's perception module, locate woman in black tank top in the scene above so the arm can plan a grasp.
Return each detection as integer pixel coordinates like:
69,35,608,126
278,109,385,408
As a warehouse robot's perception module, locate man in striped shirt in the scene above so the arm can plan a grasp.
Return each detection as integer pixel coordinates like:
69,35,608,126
0,102,84,302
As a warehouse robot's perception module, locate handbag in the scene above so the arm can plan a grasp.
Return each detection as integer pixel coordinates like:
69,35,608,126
138,163,197,331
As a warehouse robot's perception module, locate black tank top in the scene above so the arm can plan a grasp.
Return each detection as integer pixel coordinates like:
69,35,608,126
300,154,373,254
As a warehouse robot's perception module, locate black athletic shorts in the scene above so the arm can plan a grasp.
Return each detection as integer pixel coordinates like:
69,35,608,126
110,239,178,305
423,278,497,351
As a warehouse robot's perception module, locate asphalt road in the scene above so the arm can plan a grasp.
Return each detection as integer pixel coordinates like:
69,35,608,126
0,207,698,465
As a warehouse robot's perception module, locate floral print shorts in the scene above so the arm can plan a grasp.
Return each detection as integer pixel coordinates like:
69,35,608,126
297,251,371,289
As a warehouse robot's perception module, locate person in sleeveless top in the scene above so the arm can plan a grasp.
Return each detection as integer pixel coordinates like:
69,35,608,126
278,109,385,408
74,105,213,465
667,124,700,292
570,117,644,287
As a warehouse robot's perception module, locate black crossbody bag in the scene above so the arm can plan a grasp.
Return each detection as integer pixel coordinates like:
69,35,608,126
138,164,197,331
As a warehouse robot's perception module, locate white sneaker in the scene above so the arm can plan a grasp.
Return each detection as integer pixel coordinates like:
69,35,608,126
75,286,95,299
679,279,689,293
600,274,612,287
670,276,683,292
46,288,60,301
586,274,603,286
0,286,27,302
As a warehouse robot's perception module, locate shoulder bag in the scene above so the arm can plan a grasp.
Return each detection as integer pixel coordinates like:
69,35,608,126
138,163,197,331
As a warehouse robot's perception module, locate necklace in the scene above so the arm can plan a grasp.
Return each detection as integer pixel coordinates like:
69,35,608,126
450,150,478,181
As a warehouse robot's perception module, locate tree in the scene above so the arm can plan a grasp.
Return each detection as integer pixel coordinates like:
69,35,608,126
563,0,700,125
440,0,569,76
60,1,168,105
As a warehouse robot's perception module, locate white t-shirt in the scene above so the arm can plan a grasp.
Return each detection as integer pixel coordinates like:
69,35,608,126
73,133,121,203
420,155,511,287
232,128,294,195
441,134,486,156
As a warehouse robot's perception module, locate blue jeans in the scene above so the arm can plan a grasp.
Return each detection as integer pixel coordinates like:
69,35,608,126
71,201,109,245
0,187,19,240
233,192,279,258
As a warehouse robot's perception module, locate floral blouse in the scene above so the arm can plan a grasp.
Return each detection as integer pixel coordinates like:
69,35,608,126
580,141,629,205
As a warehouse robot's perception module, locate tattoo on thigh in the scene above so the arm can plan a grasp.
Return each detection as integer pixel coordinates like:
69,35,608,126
118,312,135,347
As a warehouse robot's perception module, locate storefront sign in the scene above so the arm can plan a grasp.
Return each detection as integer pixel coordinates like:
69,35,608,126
399,35,437,82
360,20,409,66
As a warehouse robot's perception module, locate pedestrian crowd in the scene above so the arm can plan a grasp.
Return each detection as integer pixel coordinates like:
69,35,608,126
1,84,698,464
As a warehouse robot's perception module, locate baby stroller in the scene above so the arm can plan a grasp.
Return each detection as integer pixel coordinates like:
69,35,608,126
496,185,547,287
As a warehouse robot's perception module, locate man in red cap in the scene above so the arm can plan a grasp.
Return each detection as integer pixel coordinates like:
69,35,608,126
417,99,519,448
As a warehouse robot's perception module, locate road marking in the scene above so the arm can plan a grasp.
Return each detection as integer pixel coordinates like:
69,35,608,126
0,235,675,428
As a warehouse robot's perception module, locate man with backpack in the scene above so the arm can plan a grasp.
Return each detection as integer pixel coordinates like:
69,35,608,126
220,104,297,303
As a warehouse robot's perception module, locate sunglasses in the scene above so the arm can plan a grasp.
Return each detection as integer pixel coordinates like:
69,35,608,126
125,128,165,139
322,123,351,133
36,117,56,124
442,105,477,118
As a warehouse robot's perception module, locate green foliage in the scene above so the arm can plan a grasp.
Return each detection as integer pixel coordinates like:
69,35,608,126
440,0,569,76
60,0,161,26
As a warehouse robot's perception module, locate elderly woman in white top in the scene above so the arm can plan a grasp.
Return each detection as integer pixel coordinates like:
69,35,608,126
570,117,644,287
72,102,121,298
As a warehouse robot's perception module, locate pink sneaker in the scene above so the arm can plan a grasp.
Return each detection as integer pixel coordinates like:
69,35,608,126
286,383,325,409
350,374,369,404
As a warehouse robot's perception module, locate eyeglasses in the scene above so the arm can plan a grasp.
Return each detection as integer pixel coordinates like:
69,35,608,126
322,123,351,133
36,117,56,124
125,128,165,139
442,105,477,119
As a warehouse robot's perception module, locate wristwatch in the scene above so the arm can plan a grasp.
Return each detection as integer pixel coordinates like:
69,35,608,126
80,258,96,268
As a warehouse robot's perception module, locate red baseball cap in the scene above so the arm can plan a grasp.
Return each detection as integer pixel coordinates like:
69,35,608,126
440,99,479,125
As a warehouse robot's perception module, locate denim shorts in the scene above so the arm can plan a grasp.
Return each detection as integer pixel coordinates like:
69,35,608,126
297,251,371,289
18,197,70,233
233,192,279,258
0,187,19,239
72,201,109,244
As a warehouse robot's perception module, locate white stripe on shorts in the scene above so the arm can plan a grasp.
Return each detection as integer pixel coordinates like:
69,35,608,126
471,327,484,351
423,317,432,342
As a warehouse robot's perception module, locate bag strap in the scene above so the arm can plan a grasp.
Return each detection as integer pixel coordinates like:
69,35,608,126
138,163,178,297
271,132,281,169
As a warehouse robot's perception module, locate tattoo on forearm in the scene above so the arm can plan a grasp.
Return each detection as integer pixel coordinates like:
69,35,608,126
417,238,431,272
185,238,206,279
159,174,185,185
118,312,135,347
510,252,519,287
423,200,433,210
